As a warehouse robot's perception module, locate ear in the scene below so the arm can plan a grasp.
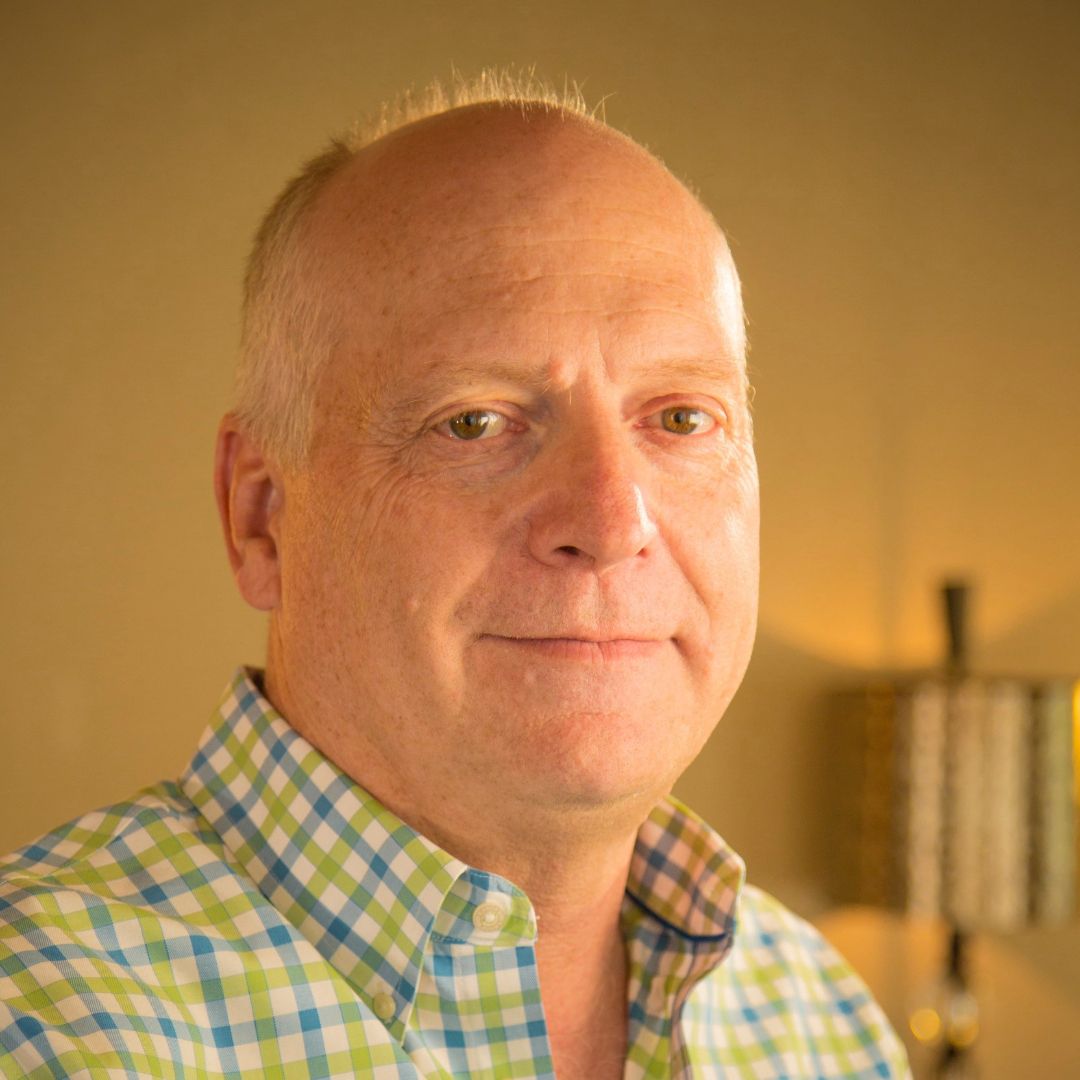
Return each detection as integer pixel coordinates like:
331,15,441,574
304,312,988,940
213,415,285,611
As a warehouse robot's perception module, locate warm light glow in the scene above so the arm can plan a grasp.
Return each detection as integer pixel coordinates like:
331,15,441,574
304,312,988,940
948,1015,979,1049
909,1007,942,1044
760,578,1080,675
1073,680,1080,805
945,990,980,1050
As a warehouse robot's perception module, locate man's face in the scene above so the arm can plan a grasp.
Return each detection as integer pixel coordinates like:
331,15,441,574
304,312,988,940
271,110,759,817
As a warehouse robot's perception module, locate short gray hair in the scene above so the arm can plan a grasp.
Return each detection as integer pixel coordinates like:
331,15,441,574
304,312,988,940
232,70,598,468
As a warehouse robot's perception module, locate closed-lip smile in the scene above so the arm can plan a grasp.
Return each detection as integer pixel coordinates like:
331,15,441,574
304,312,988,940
481,635,668,661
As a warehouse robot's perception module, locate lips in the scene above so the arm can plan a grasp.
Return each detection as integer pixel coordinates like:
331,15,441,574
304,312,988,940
480,635,669,661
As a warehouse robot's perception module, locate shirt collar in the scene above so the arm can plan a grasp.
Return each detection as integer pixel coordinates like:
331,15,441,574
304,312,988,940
621,795,745,1000
627,796,744,945
180,669,745,1024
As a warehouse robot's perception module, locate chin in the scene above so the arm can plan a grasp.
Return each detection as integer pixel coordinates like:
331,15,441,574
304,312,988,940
504,706,698,812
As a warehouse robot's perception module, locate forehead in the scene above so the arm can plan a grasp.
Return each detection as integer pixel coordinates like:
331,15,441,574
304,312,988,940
330,104,714,232
306,107,741,397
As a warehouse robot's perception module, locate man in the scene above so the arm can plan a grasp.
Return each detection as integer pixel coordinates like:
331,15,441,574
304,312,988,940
0,76,909,1078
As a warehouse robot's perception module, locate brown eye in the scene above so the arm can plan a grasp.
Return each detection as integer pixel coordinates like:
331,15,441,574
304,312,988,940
445,410,506,440
659,406,713,435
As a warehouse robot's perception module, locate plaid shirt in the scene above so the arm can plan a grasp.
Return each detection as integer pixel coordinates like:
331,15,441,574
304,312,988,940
1,669,909,1078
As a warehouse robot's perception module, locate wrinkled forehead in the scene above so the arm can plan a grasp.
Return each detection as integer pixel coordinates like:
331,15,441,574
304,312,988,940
304,105,741,355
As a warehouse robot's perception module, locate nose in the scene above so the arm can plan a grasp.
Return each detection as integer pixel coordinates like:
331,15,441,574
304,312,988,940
526,427,659,574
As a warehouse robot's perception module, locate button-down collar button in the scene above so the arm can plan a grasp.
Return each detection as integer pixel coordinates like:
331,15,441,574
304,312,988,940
472,899,509,933
372,991,396,1021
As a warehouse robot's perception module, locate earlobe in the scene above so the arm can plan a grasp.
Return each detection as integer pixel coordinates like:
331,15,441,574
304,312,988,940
213,417,284,611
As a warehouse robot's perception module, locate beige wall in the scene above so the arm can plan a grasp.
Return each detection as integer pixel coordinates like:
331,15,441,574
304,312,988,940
2,2,1077,1075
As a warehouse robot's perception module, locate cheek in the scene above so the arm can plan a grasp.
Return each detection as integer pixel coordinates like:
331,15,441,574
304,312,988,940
667,457,758,578
309,455,509,628
662,460,759,670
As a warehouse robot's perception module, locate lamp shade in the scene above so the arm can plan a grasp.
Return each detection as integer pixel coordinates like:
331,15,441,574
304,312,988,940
834,677,1077,931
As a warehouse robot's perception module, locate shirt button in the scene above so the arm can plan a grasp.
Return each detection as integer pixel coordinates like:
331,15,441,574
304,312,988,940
472,900,509,932
372,992,396,1021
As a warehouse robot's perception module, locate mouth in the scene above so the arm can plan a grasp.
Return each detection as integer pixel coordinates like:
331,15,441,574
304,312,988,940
480,635,669,661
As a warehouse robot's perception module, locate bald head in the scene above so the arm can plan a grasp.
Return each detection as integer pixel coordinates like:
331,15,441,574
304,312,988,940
232,97,745,468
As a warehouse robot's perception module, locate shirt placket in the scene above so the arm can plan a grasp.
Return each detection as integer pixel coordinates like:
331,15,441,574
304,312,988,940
408,870,553,1080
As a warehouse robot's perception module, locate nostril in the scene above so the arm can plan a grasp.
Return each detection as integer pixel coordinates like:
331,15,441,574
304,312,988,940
557,545,584,557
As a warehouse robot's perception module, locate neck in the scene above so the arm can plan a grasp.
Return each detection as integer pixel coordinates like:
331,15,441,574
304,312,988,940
532,854,632,1080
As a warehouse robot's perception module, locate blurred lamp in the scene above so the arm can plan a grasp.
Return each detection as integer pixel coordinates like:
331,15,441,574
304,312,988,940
834,583,1077,1079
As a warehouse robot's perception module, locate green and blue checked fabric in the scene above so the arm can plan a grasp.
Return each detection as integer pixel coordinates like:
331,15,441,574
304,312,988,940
0,669,910,1078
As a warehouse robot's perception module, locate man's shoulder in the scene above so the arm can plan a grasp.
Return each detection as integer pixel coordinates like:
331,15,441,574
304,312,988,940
731,881,859,972
0,783,414,1078
1,781,203,880
684,883,912,1078
0,780,244,986
0,781,234,923
0,778,270,967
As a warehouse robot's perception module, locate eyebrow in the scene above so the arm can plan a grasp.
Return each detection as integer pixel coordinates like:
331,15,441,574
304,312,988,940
368,353,746,428
372,360,560,425
637,355,746,387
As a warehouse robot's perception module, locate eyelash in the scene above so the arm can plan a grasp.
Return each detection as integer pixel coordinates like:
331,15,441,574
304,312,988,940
435,403,725,442
435,409,515,442
643,406,718,436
